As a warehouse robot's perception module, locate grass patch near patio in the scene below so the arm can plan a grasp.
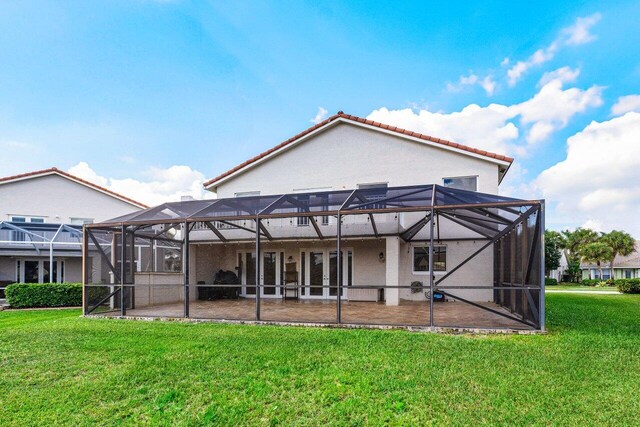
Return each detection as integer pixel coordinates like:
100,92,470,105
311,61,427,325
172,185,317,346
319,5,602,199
1,293,639,426
546,283,620,292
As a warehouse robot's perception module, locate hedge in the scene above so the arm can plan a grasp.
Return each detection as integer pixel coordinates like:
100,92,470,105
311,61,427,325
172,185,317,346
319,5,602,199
545,277,558,286
615,279,640,294
580,279,615,287
5,283,82,308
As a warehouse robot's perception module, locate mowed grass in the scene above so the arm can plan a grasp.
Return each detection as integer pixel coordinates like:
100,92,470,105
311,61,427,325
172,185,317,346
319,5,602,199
1,294,639,426
546,284,620,292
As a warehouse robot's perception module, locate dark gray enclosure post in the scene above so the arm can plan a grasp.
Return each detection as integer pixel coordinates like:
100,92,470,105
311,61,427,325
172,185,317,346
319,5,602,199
255,217,261,321
336,213,342,323
82,225,88,315
429,208,435,328
539,201,545,330
120,224,126,316
184,221,190,318
129,228,136,310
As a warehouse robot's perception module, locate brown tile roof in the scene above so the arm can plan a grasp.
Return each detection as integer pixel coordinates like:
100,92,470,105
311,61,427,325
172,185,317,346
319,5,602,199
203,111,514,188
0,167,148,208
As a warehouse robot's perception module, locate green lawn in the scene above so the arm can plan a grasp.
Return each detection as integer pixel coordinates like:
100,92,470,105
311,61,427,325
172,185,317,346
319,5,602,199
1,294,639,426
546,284,620,292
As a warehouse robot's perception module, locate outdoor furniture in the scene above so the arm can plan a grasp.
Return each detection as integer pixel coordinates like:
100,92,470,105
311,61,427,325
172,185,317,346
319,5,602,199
283,262,299,300
198,270,241,300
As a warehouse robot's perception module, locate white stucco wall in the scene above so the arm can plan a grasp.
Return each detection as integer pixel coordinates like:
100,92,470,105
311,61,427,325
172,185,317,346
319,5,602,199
0,174,141,223
213,122,502,197
191,239,491,302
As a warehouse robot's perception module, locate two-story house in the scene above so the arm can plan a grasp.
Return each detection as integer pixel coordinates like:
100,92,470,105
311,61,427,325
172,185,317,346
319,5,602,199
84,112,544,331
0,167,145,290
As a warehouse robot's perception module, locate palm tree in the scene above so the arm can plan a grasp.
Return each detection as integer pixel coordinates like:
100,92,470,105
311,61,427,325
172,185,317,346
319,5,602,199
561,228,598,282
580,242,613,281
600,230,636,277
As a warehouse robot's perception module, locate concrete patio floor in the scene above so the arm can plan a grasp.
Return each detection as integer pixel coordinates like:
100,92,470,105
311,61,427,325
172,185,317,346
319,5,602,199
93,298,533,330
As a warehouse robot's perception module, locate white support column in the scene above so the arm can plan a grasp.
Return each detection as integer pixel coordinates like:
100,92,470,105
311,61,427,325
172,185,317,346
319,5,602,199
385,236,400,306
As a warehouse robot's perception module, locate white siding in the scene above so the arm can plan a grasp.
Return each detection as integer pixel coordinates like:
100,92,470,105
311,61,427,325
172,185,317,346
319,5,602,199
0,174,140,223
214,122,501,197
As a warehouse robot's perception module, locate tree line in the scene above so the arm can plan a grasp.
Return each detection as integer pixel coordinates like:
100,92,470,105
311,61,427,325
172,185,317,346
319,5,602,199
545,229,636,282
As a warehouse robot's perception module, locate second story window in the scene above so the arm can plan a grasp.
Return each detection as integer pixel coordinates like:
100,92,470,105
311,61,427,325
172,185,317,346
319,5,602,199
357,183,388,210
443,176,477,192
234,191,260,198
70,218,94,225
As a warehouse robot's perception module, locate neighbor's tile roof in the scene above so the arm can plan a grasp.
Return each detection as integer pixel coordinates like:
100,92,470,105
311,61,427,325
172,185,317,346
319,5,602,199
203,111,514,188
0,167,148,208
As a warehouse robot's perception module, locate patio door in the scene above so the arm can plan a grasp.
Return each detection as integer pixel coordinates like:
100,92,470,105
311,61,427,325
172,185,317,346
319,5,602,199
300,249,352,299
238,251,283,298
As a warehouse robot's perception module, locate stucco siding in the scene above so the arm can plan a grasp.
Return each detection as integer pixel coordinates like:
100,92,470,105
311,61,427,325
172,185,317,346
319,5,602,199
215,123,500,197
0,174,140,223
191,239,492,301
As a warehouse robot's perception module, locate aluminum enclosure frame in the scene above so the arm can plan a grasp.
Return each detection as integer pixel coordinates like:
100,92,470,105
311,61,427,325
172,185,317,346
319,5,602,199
83,184,545,331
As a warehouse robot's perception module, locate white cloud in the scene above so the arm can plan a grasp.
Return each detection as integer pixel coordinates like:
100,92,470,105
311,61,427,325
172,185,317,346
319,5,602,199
507,44,558,86
67,162,212,206
310,107,328,124
506,13,601,86
539,66,580,86
68,162,109,187
480,75,497,96
562,13,602,46
367,104,519,156
368,78,602,155
513,78,603,143
446,73,496,96
535,112,640,235
611,95,640,116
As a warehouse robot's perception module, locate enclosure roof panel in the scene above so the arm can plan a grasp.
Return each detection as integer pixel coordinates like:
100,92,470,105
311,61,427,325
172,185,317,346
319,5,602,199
94,184,540,227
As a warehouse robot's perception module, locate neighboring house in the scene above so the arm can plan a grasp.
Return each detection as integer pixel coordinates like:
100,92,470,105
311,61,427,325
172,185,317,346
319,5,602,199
0,167,146,288
85,112,544,330
581,240,640,280
548,251,569,282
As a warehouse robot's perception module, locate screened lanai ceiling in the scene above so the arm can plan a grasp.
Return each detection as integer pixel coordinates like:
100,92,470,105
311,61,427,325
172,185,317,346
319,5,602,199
93,184,542,241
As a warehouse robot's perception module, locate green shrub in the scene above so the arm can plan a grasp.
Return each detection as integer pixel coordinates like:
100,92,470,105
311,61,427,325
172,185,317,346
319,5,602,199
581,279,599,287
614,278,640,294
545,277,558,286
5,283,82,308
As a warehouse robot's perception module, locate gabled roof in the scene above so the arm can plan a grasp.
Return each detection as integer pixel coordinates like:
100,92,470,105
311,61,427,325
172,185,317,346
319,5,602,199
582,241,640,269
203,111,514,189
0,167,148,209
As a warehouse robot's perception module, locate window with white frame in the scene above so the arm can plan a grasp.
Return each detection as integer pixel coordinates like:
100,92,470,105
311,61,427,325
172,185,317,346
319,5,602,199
412,245,447,273
234,191,260,197
591,268,612,280
357,182,388,209
443,176,477,192
297,195,310,226
15,259,65,283
11,216,46,223
293,188,332,226
70,218,94,225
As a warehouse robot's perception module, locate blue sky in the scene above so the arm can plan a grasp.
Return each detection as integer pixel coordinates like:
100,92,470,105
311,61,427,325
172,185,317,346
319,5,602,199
1,1,640,233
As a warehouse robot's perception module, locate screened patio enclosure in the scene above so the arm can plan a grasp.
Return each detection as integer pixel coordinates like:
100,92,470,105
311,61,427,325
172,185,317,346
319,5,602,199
83,184,545,331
